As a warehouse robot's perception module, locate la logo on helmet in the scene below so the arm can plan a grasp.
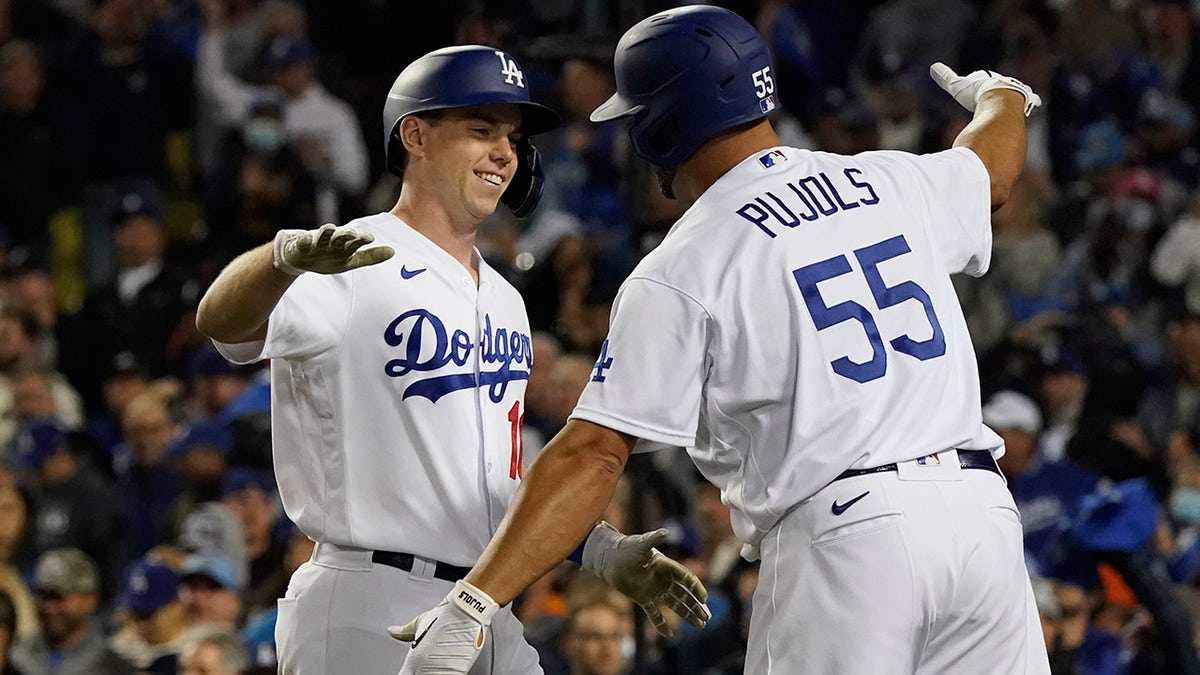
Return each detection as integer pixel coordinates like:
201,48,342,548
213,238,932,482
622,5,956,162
495,51,525,88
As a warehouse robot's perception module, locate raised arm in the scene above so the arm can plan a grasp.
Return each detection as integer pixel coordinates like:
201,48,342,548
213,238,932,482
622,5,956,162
196,224,394,344
929,63,1042,210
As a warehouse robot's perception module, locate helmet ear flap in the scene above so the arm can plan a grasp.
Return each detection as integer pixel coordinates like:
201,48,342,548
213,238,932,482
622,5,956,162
500,139,545,219
385,126,407,178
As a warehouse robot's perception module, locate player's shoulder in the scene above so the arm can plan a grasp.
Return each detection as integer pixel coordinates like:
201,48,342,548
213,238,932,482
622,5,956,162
852,146,986,179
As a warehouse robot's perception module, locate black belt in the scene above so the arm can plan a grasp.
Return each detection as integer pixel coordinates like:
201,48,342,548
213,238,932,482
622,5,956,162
371,551,472,583
833,449,1000,482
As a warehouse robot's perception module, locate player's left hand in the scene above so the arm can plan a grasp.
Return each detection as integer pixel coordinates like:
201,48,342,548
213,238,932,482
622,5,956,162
929,62,1042,117
582,521,711,637
389,579,499,675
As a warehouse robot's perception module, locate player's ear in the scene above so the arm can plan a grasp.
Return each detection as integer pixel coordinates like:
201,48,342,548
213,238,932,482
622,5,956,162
398,115,429,158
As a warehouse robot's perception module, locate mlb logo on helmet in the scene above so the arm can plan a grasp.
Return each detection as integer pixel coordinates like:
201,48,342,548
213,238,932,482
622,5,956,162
759,94,776,114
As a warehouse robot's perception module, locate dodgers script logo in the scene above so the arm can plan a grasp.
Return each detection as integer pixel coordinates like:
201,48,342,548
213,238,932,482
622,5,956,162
383,309,532,403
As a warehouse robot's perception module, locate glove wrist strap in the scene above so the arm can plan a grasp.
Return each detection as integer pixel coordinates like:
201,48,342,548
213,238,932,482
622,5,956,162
449,579,499,625
272,229,306,277
978,78,1039,117
580,520,619,574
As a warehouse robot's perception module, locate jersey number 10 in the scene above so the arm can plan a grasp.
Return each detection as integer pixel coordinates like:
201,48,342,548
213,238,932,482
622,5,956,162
507,401,525,479
792,234,946,383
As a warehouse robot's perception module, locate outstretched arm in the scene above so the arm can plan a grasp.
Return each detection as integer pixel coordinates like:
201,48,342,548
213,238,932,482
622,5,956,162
195,243,292,344
196,224,394,344
391,420,709,675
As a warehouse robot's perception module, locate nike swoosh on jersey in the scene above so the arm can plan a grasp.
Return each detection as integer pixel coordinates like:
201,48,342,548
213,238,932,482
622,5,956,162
401,266,427,279
412,617,437,648
831,491,870,515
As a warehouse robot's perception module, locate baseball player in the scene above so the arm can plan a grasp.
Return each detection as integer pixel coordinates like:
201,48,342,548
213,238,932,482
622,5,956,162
195,45,707,674
394,6,1053,675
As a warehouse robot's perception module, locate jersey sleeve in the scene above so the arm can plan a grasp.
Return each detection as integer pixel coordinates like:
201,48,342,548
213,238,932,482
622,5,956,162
212,272,354,364
878,147,992,277
570,277,709,449
263,272,354,359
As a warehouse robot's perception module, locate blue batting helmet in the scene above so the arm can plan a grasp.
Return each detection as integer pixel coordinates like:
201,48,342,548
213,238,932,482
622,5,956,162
382,45,560,176
590,5,775,168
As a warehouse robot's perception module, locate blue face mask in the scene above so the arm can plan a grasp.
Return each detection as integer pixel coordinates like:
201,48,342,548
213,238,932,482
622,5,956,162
1170,487,1200,524
244,119,283,152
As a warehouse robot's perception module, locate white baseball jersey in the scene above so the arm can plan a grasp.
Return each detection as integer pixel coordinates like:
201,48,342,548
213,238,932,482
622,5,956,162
215,212,531,566
572,145,1004,551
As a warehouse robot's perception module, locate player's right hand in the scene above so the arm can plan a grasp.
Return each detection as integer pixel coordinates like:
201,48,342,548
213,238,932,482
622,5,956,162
582,521,711,637
389,579,498,675
929,62,1042,117
272,223,395,276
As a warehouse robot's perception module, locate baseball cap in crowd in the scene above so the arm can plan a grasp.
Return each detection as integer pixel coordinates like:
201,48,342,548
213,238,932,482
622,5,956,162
1074,119,1125,171
107,350,148,379
265,35,313,68
1042,347,1089,378
34,548,99,596
1139,89,1196,132
1029,575,1062,621
112,189,163,225
180,554,242,592
12,416,68,470
179,502,248,586
166,420,234,459
118,560,179,616
221,466,276,497
187,345,239,378
982,390,1043,435
658,516,703,559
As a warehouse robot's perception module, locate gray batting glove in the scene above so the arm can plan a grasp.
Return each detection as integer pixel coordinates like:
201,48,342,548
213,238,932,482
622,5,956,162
582,521,711,637
929,62,1042,117
272,222,395,276
389,579,499,675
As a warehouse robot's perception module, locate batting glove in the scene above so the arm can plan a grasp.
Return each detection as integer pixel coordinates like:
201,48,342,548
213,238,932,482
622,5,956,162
389,579,499,675
582,521,711,637
929,62,1042,117
272,223,395,276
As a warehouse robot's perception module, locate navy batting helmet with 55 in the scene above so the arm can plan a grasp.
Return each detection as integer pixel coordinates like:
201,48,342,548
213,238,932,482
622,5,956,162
383,45,560,218
590,5,775,168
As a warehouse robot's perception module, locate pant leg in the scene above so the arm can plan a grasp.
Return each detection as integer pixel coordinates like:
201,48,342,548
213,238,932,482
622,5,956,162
276,546,541,675
916,473,1052,675
746,464,1051,675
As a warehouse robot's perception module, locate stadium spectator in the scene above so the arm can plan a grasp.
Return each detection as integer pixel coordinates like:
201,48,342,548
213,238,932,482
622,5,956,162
177,554,243,629
178,624,246,675
201,95,318,267
11,417,126,602
196,0,368,224
115,390,182,560
110,558,185,674
11,548,135,674
59,189,200,417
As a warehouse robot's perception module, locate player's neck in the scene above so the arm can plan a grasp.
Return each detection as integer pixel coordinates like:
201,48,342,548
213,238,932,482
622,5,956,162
389,199,480,275
677,120,780,201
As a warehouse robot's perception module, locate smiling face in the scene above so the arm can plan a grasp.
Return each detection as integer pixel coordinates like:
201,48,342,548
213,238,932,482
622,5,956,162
402,103,523,224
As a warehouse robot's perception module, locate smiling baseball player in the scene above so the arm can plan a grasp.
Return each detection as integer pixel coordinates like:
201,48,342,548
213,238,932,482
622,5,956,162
394,5,1052,675
196,44,707,675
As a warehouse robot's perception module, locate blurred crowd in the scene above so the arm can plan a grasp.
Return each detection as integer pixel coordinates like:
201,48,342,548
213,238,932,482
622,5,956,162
2,0,1200,673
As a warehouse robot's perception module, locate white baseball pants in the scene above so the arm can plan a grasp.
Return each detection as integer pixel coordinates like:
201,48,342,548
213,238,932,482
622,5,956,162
746,451,1052,674
275,542,543,674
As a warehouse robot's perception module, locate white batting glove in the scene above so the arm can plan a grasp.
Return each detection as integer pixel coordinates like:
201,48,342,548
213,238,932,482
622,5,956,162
390,579,499,675
272,223,395,276
582,521,711,637
929,62,1042,117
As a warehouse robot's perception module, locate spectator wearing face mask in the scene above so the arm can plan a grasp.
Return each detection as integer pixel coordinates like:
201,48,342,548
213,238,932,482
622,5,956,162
202,95,318,268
